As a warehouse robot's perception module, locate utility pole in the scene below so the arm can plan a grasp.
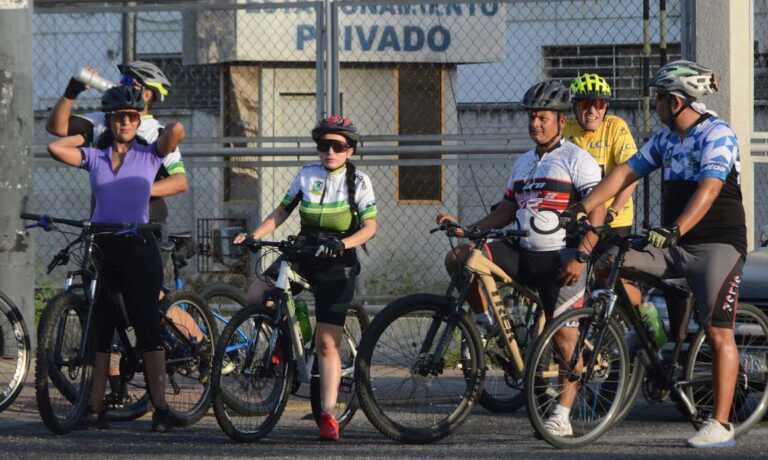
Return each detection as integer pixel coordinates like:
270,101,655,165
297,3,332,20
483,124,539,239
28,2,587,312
122,1,136,63
0,0,35,345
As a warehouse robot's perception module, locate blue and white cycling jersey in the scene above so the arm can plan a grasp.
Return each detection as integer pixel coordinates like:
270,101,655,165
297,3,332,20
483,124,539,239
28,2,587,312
627,114,746,255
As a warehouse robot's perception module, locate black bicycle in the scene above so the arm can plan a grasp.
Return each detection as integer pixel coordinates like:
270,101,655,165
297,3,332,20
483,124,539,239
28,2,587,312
0,289,31,412
524,213,768,448
23,213,218,434
211,236,368,442
355,224,537,443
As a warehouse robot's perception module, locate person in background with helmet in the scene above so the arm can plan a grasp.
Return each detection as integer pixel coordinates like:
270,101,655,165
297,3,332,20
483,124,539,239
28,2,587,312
437,80,605,433
47,61,188,222
47,86,186,432
233,115,377,441
565,60,744,448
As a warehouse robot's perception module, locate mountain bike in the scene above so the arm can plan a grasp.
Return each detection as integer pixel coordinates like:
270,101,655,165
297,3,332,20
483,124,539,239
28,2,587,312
525,213,768,448
210,236,369,442
23,213,218,434
0,290,31,412
355,223,538,443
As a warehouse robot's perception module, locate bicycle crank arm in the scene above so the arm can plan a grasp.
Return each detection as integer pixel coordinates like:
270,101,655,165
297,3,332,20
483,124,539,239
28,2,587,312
672,384,698,418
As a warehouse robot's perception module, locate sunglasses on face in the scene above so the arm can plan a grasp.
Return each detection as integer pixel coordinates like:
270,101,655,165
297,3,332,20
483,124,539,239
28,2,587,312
110,111,141,124
316,139,352,153
575,98,608,112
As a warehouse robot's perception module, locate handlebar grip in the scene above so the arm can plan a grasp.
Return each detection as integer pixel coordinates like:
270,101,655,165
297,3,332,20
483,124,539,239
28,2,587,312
20,213,41,221
504,229,529,238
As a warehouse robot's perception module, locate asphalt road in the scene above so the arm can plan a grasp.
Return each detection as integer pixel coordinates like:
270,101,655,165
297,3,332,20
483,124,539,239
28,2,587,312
1,378,768,460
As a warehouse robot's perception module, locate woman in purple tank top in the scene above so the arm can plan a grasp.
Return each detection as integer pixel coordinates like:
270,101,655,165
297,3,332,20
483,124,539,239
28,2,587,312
47,85,186,432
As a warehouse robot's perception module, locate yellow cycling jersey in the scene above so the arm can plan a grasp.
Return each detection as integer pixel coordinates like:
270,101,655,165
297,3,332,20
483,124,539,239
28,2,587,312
563,115,638,228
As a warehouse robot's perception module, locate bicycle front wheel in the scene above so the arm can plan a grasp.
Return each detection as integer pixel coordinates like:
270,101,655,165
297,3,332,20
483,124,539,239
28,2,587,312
310,303,370,431
160,290,219,426
35,292,92,434
212,305,293,442
355,294,485,444
0,292,31,412
200,282,247,333
525,307,629,449
685,303,768,437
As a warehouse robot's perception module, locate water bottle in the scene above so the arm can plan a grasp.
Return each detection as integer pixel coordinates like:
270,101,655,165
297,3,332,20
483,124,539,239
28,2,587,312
295,299,312,343
73,66,116,92
638,301,667,348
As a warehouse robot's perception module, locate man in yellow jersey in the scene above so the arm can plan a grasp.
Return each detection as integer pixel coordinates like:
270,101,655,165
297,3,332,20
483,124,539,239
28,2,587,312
564,73,638,236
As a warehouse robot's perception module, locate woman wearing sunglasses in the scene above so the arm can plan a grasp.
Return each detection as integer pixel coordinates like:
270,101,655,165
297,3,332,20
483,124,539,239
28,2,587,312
47,85,186,432
234,115,377,441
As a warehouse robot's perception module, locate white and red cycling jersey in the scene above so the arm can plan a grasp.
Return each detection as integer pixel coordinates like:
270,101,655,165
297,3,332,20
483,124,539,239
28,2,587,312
503,140,601,252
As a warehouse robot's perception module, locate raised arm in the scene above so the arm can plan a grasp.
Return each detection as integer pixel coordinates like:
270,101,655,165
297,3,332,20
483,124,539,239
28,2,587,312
156,122,186,157
47,135,87,167
582,163,639,213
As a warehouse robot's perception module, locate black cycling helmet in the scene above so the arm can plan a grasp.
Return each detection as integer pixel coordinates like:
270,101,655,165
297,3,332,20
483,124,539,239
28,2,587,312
522,80,571,112
311,115,360,146
101,85,145,113
117,60,171,102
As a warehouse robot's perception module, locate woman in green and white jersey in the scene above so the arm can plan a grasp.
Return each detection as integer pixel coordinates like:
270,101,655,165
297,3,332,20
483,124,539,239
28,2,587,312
234,116,377,441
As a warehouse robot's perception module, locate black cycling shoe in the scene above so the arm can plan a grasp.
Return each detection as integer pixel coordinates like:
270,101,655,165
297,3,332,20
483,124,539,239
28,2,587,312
79,407,110,430
151,406,180,433
197,341,212,384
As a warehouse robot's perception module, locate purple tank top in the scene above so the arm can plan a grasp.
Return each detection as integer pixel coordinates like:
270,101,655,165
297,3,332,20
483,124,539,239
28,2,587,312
81,142,163,224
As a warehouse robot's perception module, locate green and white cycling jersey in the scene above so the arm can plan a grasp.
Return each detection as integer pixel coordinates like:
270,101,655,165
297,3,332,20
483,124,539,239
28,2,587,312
281,163,377,234
76,112,185,176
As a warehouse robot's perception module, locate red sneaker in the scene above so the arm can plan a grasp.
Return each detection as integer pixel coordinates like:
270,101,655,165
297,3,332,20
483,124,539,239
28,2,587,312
318,412,340,441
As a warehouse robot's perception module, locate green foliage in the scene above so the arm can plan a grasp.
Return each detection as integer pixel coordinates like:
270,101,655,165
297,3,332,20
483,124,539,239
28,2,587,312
34,282,58,326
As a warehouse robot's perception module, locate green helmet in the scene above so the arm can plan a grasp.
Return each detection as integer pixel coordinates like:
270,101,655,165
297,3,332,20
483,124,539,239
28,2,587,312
650,60,718,100
570,73,612,100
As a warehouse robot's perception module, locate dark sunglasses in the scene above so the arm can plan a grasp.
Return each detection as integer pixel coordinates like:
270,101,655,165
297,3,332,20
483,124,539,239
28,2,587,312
316,139,352,153
575,98,608,111
110,111,141,123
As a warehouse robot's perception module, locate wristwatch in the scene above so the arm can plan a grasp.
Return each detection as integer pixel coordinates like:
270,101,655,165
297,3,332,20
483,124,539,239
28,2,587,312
575,250,590,263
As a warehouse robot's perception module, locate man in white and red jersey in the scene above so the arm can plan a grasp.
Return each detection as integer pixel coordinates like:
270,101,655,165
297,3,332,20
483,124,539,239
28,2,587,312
438,80,605,436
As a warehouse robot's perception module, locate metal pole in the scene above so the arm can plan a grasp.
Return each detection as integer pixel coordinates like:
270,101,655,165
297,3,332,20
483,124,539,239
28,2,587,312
122,1,136,63
0,0,35,347
642,0,651,229
315,2,325,120
324,0,334,115
659,0,667,66
330,0,340,115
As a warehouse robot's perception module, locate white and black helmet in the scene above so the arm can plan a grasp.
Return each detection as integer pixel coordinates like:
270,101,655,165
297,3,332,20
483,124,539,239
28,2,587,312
650,60,719,100
522,80,571,112
117,60,171,101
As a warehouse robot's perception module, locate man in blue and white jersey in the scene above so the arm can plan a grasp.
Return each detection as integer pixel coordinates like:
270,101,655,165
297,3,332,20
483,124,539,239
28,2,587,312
570,60,745,448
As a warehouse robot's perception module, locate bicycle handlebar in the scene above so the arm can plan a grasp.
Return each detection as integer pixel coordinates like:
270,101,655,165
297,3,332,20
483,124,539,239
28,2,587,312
430,223,529,240
21,213,161,234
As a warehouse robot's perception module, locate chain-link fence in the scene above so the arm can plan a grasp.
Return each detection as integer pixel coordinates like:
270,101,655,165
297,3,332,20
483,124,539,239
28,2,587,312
754,1,768,244
31,0,687,299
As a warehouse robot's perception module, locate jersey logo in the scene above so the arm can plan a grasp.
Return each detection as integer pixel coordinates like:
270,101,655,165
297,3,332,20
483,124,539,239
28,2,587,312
310,180,324,196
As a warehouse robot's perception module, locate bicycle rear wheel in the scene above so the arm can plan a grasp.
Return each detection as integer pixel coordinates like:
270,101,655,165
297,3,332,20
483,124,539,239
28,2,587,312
355,294,485,444
35,292,92,434
212,305,293,442
160,290,219,426
310,303,370,430
685,303,768,437
0,292,31,412
525,307,629,449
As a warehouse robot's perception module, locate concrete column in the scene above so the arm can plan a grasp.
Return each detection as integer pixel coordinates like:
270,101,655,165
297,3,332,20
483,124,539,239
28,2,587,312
0,0,34,346
694,0,754,249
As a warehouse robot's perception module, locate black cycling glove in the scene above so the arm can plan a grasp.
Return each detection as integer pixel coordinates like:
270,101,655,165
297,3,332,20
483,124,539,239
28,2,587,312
314,236,346,258
648,224,680,249
64,78,87,100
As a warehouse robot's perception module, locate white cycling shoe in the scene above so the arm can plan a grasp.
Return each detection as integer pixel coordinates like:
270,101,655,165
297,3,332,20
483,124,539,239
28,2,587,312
687,418,736,448
543,413,573,437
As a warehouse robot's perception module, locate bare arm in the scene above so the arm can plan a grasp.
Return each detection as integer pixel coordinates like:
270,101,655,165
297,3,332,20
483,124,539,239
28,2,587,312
609,179,638,214
582,163,639,213
674,177,724,236
156,122,186,157
342,219,377,249
579,203,606,254
250,206,291,240
46,97,75,136
47,135,86,167
151,174,189,198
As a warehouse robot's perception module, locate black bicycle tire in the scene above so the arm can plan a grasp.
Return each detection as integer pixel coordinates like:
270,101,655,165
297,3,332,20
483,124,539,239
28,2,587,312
605,305,646,426
309,303,370,430
211,304,294,442
685,303,768,437
0,291,31,413
35,292,92,435
160,289,219,426
200,283,248,315
355,294,485,444
525,307,629,449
